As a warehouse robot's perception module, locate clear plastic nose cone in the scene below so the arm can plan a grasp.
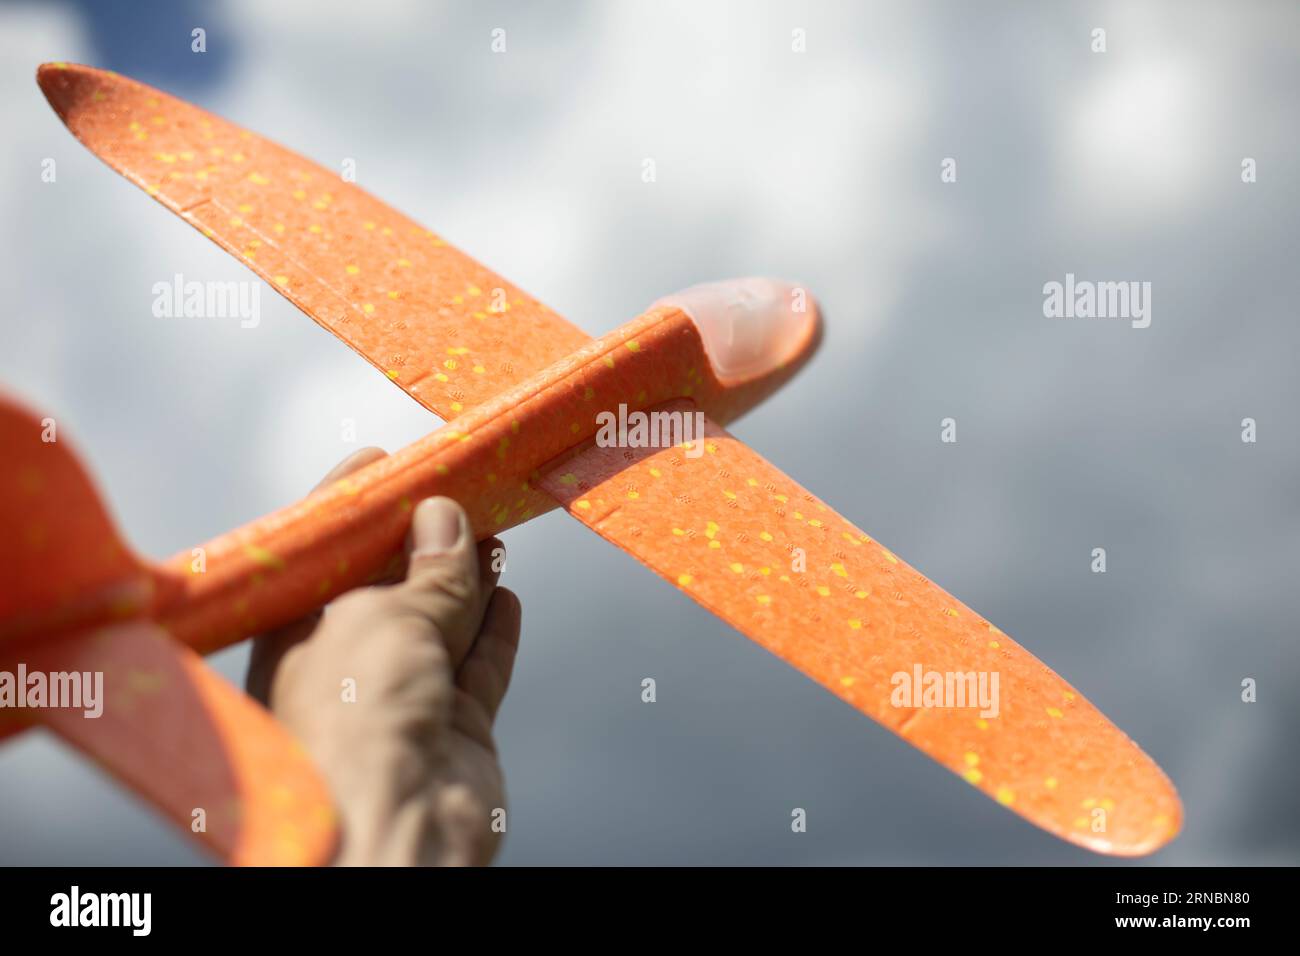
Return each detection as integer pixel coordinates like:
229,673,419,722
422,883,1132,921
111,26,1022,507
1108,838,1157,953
655,278,817,382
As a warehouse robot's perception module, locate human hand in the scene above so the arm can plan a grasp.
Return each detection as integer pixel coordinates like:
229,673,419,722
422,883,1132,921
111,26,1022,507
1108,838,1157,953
246,448,522,866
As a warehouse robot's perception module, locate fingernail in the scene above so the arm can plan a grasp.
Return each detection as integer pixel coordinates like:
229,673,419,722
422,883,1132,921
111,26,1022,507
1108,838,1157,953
412,497,464,555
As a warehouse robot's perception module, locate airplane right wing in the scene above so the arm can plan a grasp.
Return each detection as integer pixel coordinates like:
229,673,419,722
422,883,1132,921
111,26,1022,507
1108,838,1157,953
539,401,1182,855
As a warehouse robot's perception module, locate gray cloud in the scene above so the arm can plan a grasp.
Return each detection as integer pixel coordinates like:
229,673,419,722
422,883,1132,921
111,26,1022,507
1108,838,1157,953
0,0,1296,865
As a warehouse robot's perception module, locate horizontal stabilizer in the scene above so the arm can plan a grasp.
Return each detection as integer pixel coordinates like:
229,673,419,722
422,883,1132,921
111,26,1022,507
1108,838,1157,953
19,620,337,866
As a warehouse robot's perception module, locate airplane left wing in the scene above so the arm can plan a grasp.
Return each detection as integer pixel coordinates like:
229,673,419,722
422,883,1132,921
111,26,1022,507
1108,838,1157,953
539,401,1182,855
37,63,591,421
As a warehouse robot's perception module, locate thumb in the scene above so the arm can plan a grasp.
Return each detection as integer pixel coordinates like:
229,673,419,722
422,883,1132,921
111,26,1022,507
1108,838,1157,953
393,497,491,669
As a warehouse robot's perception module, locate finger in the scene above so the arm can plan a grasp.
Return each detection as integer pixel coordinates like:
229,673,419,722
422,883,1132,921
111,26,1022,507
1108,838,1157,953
395,497,488,669
477,536,505,598
366,528,501,600
311,446,387,492
246,613,318,706
398,517,501,606
246,447,388,702
454,588,522,731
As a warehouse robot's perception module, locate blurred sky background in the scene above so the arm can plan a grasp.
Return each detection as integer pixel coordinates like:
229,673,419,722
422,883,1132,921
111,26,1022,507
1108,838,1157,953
0,0,1297,865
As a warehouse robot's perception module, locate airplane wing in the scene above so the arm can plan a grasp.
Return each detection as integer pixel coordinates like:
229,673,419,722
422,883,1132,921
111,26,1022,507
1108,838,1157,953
538,401,1182,855
34,62,1181,858
37,63,591,421
17,619,337,865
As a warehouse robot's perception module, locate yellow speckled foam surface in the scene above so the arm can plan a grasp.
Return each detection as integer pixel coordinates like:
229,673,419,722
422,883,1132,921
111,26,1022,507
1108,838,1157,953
0,393,337,864
25,620,337,866
36,62,592,420
14,61,1185,862
540,402,1183,856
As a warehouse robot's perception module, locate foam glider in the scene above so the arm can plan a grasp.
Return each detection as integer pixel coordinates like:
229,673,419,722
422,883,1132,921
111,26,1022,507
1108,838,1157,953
0,63,1182,864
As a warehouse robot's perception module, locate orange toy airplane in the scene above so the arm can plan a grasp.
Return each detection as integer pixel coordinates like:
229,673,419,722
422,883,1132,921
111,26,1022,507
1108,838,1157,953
0,63,1181,865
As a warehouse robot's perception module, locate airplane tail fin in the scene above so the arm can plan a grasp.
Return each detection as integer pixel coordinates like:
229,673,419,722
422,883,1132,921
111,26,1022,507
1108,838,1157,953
0,391,339,865
0,392,154,644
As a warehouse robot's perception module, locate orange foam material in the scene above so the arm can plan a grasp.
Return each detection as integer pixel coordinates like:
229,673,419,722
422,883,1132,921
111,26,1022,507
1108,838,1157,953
151,303,811,653
25,620,337,866
539,403,1183,855
14,62,1184,859
0,394,336,865
36,62,591,422
0,396,152,645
